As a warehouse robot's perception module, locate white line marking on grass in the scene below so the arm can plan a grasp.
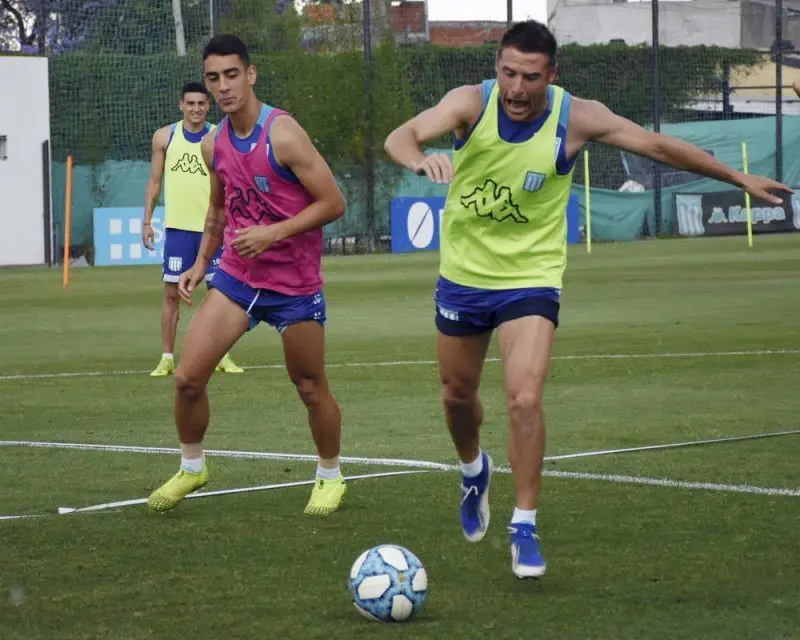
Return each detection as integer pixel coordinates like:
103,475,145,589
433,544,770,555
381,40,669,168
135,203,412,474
4,467,795,522
541,470,800,497
545,429,800,461
1,349,798,382
2,436,798,509
0,440,456,470
0,470,427,521
4,428,798,470
57,469,427,515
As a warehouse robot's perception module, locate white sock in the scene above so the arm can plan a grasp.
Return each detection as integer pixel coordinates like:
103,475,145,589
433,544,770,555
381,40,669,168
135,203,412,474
460,450,483,478
511,507,537,526
181,455,204,474
162,352,174,360
316,464,341,480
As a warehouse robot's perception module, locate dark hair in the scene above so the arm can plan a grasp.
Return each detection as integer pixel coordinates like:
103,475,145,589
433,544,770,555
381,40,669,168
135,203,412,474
202,33,250,66
499,20,557,65
181,82,209,99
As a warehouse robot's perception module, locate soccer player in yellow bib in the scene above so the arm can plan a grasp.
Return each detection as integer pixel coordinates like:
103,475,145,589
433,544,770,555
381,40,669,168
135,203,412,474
143,82,243,377
385,21,791,579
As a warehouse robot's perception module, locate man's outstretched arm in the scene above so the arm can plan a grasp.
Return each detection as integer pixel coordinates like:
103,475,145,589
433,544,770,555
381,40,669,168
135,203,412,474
569,98,792,204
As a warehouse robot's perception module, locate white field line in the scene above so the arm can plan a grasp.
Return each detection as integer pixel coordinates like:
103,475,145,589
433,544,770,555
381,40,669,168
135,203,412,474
57,469,428,515
2,466,794,523
3,429,798,469
1,432,798,520
0,440,457,471
0,349,798,382
0,470,427,521
541,470,800,497
545,429,800,461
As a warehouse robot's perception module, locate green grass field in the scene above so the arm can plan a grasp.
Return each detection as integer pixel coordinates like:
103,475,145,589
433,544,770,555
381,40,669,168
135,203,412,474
1,235,799,639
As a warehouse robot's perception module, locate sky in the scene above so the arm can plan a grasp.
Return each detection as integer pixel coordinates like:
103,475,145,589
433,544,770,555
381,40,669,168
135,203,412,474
425,0,547,23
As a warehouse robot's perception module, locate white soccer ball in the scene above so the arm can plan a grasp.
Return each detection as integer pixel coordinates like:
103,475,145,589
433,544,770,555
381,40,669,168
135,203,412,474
348,544,428,622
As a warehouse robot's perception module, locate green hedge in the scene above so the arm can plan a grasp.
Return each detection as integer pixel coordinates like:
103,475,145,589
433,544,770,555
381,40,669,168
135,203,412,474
49,43,762,191
49,43,762,162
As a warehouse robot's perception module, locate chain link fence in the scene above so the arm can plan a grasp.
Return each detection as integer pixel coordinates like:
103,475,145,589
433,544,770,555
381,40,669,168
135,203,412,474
0,0,794,260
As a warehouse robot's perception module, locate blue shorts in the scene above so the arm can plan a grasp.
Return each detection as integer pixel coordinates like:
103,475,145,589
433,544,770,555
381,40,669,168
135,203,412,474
208,268,326,333
434,276,560,336
162,228,222,283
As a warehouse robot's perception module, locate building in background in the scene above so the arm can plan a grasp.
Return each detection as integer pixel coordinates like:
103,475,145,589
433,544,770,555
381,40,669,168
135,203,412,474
303,0,506,47
390,0,506,46
547,0,800,51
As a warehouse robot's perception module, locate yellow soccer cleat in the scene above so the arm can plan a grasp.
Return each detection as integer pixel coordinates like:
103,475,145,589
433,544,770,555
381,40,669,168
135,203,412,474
216,352,244,373
150,355,175,377
304,476,347,516
147,465,209,512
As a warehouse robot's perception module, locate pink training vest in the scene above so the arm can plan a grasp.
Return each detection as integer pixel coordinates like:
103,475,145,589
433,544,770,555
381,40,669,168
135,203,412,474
213,104,321,295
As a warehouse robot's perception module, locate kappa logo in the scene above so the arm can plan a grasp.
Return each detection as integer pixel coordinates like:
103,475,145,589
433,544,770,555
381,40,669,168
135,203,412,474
229,186,283,225
461,179,528,223
170,153,207,176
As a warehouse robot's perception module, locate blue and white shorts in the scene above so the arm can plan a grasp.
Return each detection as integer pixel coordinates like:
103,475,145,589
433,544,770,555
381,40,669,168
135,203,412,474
208,268,327,334
162,228,222,283
434,276,560,336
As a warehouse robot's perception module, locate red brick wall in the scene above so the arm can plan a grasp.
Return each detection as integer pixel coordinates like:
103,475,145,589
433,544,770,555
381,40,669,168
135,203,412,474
429,22,506,46
391,2,425,33
304,4,335,25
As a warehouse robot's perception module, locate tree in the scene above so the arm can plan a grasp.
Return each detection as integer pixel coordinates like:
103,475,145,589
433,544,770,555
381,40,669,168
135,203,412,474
217,0,301,54
0,0,38,52
0,0,213,54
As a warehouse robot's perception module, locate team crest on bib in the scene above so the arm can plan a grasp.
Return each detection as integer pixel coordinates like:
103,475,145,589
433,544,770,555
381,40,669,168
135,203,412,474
523,171,546,193
254,176,270,193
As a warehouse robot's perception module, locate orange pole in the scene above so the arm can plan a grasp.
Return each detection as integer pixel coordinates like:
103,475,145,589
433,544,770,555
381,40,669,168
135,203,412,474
63,155,73,289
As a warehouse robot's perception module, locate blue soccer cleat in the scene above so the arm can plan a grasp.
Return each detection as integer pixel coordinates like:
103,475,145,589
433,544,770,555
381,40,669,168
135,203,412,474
509,522,547,579
459,452,492,542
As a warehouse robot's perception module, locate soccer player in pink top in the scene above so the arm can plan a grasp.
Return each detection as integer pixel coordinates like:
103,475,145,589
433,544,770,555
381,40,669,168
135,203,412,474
147,34,347,516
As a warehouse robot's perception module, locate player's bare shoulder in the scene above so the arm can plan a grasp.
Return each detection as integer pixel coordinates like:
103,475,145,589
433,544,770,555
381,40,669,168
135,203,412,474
152,124,172,152
568,97,605,124
269,113,308,144
269,114,314,166
446,84,484,129
566,97,614,147
200,127,217,168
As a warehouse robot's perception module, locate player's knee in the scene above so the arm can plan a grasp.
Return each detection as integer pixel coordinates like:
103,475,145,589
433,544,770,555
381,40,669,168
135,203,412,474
164,285,180,306
442,381,478,410
293,374,325,407
174,371,206,401
506,389,543,420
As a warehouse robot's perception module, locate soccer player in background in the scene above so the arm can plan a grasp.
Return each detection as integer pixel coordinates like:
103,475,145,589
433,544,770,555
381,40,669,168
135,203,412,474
143,82,243,377
385,20,791,578
147,34,348,516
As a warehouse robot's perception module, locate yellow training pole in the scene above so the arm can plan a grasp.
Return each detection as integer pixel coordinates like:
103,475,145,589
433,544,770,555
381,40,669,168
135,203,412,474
584,150,592,254
741,142,753,249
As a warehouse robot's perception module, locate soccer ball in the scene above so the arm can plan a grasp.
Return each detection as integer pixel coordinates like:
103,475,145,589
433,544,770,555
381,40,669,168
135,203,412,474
348,544,428,622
